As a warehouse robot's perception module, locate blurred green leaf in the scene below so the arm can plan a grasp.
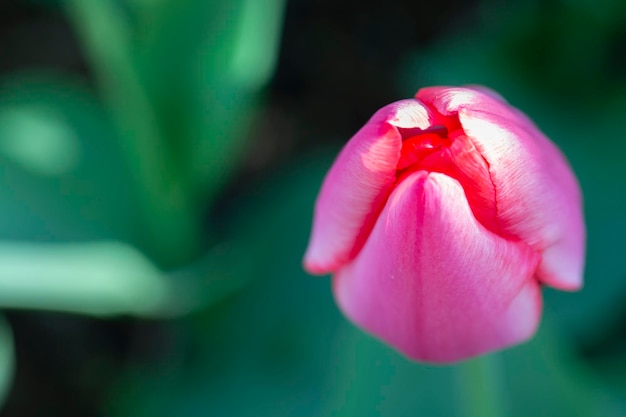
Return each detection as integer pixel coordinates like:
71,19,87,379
133,0,286,202
64,0,286,265
229,0,286,90
65,0,199,265
186,0,286,203
0,241,168,316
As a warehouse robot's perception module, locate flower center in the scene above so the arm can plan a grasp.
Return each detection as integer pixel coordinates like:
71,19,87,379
397,114,463,171
394,110,501,236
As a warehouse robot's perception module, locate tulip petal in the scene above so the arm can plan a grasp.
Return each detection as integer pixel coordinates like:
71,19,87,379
304,100,431,274
417,86,585,290
333,171,541,363
459,109,584,290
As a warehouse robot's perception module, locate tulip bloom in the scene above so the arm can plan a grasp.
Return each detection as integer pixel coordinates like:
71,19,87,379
304,86,584,363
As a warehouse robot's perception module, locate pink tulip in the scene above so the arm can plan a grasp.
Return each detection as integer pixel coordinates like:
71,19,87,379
304,86,584,363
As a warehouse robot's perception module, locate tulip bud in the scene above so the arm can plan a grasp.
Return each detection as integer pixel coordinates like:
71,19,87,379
304,86,585,363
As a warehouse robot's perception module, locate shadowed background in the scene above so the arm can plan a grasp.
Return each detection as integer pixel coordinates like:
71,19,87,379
0,0,625,415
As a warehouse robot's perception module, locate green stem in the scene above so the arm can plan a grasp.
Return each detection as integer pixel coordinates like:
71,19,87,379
457,354,507,417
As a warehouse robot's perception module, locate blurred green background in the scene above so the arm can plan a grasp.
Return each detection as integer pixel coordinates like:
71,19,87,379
0,0,625,415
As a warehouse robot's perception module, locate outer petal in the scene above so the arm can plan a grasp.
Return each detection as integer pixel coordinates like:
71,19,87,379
333,171,541,363
417,86,585,290
304,100,431,274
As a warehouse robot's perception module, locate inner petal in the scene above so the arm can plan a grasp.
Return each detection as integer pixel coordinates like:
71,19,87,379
397,110,501,235
397,127,450,170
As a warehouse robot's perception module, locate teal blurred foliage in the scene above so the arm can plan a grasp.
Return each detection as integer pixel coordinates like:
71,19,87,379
0,0,625,416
